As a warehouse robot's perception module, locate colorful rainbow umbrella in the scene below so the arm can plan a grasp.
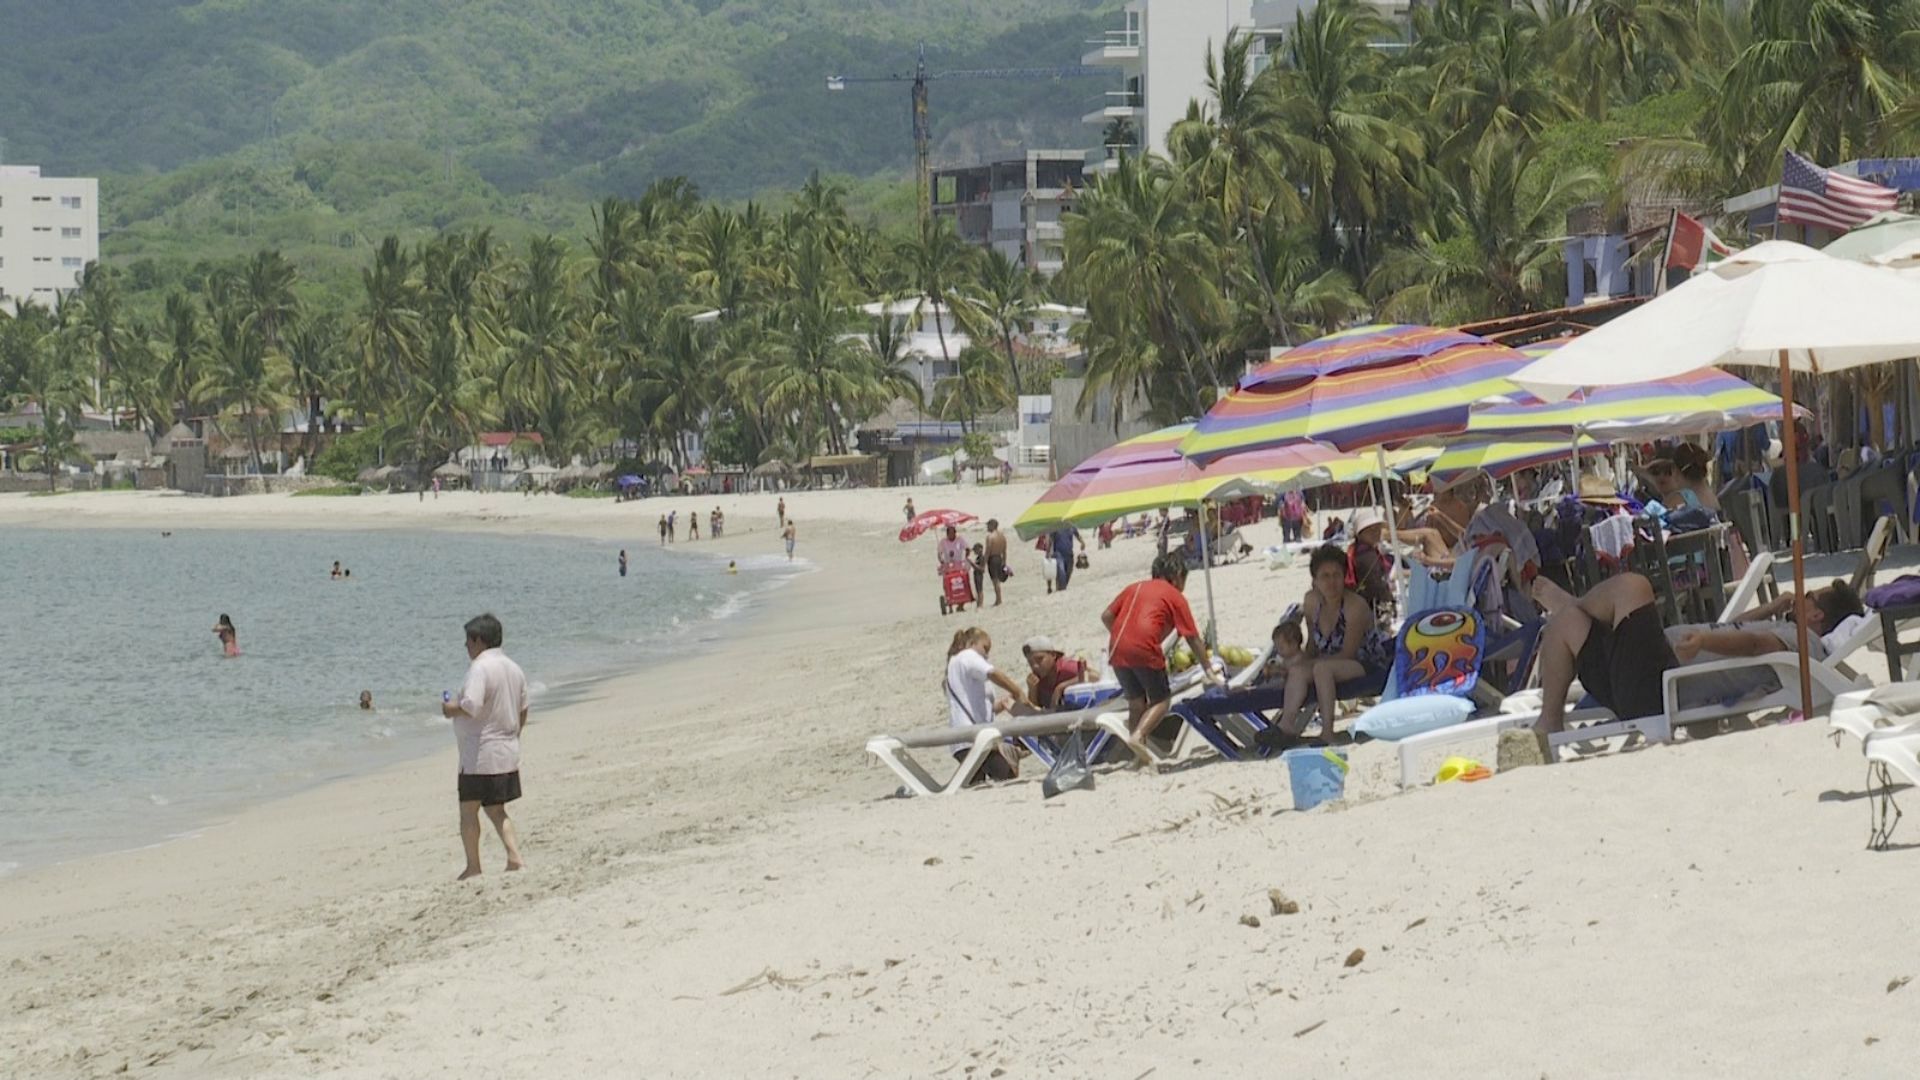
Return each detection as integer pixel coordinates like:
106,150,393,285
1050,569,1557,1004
1462,339,1799,442
1014,425,1355,540
1178,325,1532,463
1420,437,1611,484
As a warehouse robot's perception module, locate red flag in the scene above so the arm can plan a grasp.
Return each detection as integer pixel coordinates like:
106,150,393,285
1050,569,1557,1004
1665,211,1731,271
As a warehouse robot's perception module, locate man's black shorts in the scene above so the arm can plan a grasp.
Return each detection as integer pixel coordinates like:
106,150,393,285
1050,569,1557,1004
458,770,523,807
1576,603,1677,720
1113,665,1173,705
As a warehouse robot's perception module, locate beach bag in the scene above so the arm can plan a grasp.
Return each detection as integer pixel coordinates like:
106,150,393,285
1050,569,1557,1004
1042,730,1095,798
1075,552,1090,570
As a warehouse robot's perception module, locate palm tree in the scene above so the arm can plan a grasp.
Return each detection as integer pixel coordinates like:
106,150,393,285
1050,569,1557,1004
495,236,582,453
1370,131,1603,323
283,313,343,461
72,263,127,421
197,301,290,476
4,304,84,490
1726,0,1920,165
632,311,714,468
239,250,299,356
160,291,204,425
1267,0,1424,276
351,236,423,424
1065,153,1227,417
933,344,1013,434
1168,30,1305,342
953,249,1041,398
895,217,978,395
1542,0,1701,119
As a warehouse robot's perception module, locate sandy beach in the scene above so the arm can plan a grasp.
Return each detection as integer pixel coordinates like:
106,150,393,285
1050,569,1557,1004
5,486,1920,1078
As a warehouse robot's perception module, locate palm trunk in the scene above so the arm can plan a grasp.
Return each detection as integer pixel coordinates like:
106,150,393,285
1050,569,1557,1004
246,400,264,476
1000,326,1024,400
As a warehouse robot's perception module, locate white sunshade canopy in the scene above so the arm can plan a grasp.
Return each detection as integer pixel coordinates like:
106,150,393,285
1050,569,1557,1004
1514,240,1920,401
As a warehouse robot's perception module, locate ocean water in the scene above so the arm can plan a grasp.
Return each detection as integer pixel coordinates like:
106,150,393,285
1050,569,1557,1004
0,526,798,874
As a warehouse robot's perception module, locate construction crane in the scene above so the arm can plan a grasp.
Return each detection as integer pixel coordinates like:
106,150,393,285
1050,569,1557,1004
827,42,1111,229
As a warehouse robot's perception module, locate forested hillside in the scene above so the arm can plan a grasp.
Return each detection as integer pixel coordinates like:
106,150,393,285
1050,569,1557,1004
0,0,1113,194
0,0,1115,300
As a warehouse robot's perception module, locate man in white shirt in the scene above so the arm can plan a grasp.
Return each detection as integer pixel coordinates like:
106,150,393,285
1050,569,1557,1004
441,613,530,880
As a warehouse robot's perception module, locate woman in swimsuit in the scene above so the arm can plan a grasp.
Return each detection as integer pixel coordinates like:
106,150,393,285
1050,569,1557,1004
213,614,240,658
1271,546,1392,742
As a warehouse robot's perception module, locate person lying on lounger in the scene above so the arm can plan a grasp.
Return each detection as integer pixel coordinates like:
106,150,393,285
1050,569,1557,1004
1530,573,1865,734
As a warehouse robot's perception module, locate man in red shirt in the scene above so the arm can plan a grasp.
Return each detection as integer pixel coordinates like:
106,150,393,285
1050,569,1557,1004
1102,552,1219,759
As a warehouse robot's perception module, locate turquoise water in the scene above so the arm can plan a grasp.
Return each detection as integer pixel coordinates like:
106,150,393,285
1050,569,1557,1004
1,527,797,874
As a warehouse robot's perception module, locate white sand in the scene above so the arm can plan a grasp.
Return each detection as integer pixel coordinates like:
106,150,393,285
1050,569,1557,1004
4,487,1920,1078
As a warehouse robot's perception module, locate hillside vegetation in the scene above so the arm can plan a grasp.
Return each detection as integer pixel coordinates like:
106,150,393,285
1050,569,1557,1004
0,0,1117,298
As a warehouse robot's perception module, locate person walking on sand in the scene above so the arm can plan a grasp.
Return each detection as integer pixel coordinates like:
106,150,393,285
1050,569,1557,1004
689,512,700,541
905,496,917,523
777,497,787,527
668,510,677,543
658,515,668,546
618,549,628,577
983,519,1009,606
782,518,797,562
442,614,529,880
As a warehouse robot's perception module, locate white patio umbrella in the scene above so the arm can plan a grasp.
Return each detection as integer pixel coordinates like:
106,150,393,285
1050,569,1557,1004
1514,240,1920,716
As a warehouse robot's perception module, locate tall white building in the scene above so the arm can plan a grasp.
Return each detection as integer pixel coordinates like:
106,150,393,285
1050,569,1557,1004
0,166,100,312
1081,0,1407,176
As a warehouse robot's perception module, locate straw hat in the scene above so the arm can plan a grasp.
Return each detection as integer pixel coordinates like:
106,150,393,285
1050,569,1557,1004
1349,507,1386,536
1578,473,1627,503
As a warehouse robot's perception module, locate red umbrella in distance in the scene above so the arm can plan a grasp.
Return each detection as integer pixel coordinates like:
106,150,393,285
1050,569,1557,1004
899,509,978,542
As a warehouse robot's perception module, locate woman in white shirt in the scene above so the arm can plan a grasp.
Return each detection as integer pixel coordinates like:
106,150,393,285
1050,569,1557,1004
945,627,1032,782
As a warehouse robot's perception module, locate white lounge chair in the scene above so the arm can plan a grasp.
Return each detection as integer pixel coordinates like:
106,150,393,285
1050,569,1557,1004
1495,614,1885,762
866,707,1135,797
1864,724,1920,847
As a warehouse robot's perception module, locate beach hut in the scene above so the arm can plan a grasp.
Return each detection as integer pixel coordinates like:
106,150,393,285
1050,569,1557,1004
432,461,469,489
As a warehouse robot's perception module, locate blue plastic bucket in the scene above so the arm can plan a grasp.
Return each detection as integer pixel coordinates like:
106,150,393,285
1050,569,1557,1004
1282,747,1350,810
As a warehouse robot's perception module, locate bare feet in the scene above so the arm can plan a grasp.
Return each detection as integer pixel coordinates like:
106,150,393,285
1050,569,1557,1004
457,866,482,881
505,860,525,872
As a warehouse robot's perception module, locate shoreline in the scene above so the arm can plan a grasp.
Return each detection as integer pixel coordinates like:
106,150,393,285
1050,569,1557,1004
0,489,829,889
0,522,810,879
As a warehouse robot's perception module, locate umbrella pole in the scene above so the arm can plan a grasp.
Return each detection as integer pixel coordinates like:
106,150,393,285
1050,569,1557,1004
1198,500,1219,648
1780,349,1814,719
1376,447,1405,612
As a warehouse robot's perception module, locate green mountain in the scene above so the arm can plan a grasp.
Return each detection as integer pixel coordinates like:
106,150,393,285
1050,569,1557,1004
0,1,1118,198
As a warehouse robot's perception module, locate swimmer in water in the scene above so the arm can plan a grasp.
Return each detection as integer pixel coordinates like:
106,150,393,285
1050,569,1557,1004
332,560,343,580
728,560,738,574
359,690,374,710
213,614,240,657
618,549,628,577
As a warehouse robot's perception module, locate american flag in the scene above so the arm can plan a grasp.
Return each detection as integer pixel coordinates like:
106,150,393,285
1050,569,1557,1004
1778,150,1898,230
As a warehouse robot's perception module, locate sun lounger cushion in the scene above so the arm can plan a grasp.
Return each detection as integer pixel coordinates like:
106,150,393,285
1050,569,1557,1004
1351,694,1475,742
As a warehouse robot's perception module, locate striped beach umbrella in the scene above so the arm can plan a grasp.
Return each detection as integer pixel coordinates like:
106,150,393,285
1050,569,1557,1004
1013,426,1354,540
1463,339,1797,442
1178,324,1533,463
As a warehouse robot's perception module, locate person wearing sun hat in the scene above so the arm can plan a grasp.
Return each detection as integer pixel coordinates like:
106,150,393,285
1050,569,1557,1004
1344,507,1396,614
